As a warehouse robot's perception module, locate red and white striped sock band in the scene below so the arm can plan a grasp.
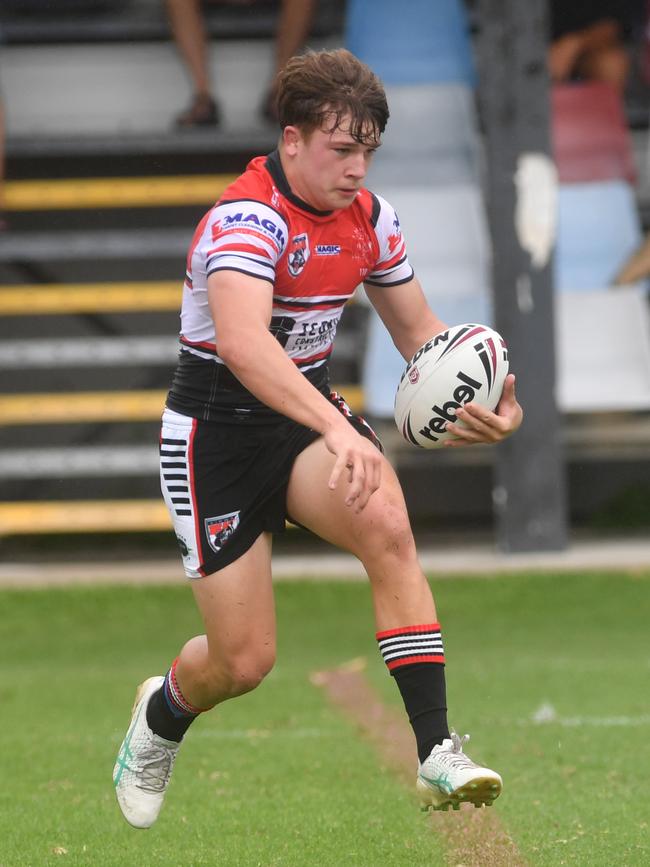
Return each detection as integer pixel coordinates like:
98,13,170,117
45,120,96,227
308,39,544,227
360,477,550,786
163,658,211,717
376,623,445,672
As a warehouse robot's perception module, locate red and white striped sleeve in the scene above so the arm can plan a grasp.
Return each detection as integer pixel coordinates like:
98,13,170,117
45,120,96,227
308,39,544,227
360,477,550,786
198,199,289,284
365,193,414,287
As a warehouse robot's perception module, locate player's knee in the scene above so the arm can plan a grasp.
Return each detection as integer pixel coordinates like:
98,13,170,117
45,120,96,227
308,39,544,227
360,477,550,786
357,502,417,564
226,654,275,697
208,647,276,699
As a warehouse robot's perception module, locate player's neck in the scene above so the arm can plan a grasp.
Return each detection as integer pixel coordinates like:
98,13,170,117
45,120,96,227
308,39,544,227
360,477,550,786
276,147,334,215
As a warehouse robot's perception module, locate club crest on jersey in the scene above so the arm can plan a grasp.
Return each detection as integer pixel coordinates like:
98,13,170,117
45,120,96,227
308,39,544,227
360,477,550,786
205,511,240,552
288,233,310,277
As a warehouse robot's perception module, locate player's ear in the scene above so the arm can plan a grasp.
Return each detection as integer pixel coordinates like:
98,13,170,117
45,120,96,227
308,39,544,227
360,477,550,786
282,125,302,156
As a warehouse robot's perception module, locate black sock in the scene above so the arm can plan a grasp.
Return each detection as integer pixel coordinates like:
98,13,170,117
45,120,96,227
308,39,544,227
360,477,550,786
146,685,198,742
392,663,450,762
376,623,450,762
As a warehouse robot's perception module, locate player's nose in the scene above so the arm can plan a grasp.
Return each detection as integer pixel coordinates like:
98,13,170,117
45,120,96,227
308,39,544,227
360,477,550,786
346,152,367,180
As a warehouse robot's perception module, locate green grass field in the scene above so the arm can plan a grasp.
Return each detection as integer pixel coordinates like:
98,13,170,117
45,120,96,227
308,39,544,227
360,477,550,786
1,572,649,866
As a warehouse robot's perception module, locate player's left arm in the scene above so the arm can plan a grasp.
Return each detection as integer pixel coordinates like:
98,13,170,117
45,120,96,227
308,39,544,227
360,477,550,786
364,275,523,445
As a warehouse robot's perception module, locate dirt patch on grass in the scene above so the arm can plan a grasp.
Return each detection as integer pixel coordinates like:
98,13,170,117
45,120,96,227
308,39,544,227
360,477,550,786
311,660,525,867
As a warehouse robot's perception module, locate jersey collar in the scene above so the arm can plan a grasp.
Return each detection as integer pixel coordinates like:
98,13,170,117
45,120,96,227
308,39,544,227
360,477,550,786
265,149,334,217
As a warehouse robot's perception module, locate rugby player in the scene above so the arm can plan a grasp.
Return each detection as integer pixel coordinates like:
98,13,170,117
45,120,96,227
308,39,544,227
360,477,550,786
113,47,523,828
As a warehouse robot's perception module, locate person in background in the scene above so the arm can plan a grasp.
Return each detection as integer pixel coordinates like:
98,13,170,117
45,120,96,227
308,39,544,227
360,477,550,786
167,0,316,127
548,0,642,93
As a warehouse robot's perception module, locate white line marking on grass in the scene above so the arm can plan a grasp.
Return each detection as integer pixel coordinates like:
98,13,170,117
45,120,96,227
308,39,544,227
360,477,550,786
530,703,650,727
531,702,558,723
546,715,650,728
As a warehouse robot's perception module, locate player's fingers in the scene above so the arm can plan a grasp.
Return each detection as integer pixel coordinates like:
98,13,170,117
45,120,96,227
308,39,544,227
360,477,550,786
354,478,374,511
328,453,348,490
345,461,366,507
499,373,517,405
357,458,381,512
496,376,524,432
444,423,484,445
368,454,382,494
365,449,383,495
443,435,473,448
459,403,496,427
350,449,383,512
445,415,485,439
456,406,503,441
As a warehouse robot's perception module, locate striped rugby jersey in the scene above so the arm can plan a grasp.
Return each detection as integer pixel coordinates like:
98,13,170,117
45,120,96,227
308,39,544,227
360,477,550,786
167,149,414,422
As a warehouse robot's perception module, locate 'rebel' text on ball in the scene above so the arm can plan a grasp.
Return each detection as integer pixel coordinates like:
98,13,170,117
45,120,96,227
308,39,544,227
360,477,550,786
394,323,509,449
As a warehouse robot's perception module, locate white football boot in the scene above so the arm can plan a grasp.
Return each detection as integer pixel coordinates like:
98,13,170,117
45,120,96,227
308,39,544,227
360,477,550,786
113,676,180,828
417,731,502,812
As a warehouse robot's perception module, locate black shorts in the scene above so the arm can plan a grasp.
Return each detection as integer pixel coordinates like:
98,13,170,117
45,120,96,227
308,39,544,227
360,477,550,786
160,392,382,578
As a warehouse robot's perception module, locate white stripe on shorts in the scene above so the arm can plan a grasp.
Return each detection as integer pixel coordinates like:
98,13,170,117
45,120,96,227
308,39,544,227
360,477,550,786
160,407,202,579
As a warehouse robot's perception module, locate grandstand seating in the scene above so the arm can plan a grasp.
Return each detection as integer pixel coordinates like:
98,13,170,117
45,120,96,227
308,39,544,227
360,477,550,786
361,184,492,417
0,8,364,539
370,84,481,187
556,287,650,412
350,0,491,418
549,78,650,411
554,180,645,292
3,2,650,540
1,0,339,139
345,0,475,86
550,78,650,413
0,174,363,537
550,80,647,294
0,0,344,44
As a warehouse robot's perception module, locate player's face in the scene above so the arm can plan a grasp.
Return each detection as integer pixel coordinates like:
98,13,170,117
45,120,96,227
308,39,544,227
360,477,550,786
284,115,380,211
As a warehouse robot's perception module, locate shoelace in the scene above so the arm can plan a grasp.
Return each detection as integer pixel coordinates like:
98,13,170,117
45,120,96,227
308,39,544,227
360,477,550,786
136,745,177,793
442,731,478,769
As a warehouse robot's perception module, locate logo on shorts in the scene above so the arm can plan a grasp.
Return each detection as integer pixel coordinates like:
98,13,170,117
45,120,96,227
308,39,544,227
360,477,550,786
288,233,309,277
175,535,190,557
205,511,240,553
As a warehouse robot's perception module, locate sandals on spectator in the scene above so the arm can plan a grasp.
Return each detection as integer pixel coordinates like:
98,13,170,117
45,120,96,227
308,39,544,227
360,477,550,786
175,94,220,128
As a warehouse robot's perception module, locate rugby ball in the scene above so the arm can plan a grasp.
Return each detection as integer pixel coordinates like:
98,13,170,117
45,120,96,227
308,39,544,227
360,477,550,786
394,323,509,449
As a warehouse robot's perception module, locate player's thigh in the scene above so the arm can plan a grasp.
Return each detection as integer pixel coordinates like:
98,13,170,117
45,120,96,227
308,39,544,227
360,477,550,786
286,437,415,559
190,531,276,663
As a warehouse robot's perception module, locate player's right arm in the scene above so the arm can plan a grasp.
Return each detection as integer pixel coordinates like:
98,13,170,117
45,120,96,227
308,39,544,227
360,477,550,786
208,270,381,510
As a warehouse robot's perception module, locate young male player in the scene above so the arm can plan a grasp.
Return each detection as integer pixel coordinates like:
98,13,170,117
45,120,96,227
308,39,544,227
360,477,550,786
113,48,523,829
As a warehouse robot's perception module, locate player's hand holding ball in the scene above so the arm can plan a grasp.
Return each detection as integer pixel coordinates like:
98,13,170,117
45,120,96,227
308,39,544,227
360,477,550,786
394,323,523,448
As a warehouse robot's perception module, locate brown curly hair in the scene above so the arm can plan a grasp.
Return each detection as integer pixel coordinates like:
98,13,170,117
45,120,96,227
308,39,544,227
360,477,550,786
274,48,389,143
